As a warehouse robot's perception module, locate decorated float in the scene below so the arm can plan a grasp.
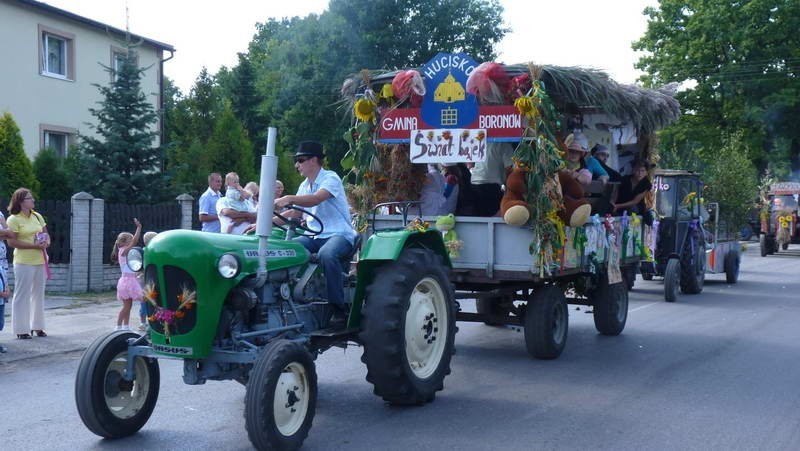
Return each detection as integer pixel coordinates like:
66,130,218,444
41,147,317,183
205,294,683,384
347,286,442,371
341,52,681,359
759,181,800,255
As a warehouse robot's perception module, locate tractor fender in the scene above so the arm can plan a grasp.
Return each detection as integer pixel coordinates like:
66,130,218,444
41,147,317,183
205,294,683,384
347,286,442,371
347,229,451,329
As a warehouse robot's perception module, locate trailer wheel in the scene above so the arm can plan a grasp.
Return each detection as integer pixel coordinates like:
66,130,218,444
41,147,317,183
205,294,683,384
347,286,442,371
760,234,768,257
681,244,705,294
724,250,740,284
664,258,680,302
360,248,456,405
75,331,160,438
524,285,568,359
641,272,654,281
590,272,629,336
245,339,316,451
476,294,510,326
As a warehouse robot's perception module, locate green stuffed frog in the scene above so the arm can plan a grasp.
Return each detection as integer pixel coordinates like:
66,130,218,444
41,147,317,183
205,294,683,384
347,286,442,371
435,214,463,259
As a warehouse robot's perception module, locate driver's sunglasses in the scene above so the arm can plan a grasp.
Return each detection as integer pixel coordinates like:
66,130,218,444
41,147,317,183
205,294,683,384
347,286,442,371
294,157,310,164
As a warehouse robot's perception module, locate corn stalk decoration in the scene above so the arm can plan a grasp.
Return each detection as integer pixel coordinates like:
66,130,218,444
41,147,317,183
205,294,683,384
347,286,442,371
511,63,567,275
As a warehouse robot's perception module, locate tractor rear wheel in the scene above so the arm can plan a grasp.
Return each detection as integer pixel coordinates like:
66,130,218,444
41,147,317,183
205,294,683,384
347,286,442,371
360,248,456,405
75,331,160,439
245,339,317,451
524,285,568,359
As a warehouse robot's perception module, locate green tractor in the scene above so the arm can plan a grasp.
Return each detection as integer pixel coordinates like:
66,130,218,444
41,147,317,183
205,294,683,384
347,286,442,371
74,129,457,451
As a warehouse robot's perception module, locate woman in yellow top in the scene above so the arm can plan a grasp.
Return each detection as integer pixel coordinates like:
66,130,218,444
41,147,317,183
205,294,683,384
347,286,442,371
6,188,50,339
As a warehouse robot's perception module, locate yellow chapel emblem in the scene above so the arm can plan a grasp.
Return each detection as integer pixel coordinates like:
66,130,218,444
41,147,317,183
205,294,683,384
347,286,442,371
434,73,465,103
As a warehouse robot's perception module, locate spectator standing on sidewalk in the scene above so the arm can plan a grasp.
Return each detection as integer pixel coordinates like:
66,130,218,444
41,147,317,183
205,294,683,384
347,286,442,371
111,218,143,331
0,213,13,352
199,172,223,232
136,231,158,332
6,188,50,340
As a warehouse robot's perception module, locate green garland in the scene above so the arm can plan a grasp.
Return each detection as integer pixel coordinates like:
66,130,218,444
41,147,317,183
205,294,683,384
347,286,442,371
512,66,568,275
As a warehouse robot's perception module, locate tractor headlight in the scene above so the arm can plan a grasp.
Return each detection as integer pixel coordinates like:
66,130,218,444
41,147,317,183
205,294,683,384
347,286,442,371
217,253,240,279
126,247,144,272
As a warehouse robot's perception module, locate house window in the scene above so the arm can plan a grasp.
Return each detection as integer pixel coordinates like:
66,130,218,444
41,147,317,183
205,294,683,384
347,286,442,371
38,25,75,80
40,125,77,158
44,131,68,157
43,34,67,76
110,47,138,82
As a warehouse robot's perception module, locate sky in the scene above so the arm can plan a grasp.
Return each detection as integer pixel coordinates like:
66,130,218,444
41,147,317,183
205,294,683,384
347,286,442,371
41,0,657,94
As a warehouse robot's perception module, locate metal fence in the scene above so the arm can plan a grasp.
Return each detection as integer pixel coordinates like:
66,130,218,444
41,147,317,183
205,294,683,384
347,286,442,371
103,202,181,264
0,198,71,264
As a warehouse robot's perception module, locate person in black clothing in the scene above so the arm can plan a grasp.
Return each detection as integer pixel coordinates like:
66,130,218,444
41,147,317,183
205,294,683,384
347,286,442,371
613,159,652,215
591,144,622,183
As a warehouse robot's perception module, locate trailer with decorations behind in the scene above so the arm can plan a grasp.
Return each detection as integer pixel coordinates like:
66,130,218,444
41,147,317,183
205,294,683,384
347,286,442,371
340,53,681,359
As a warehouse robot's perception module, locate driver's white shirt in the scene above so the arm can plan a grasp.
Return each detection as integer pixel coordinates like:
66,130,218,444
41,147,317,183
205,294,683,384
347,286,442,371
297,168,356,244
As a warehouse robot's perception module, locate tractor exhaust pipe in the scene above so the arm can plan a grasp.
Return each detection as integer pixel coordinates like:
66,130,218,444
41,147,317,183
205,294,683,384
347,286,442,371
255,127,279,284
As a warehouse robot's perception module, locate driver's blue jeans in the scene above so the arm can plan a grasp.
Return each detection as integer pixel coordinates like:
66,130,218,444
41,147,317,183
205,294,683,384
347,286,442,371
294,235,353,306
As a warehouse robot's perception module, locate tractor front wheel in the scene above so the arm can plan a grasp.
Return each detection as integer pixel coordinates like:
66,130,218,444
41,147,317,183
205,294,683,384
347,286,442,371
75,331,160,438
245,339,317,451
360,248,456,405
681,244,705,294
664,258,680,302
760,234,768,257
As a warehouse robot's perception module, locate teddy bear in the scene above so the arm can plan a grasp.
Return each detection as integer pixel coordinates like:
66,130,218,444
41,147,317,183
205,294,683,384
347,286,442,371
500,168,591,227
435,214,463,258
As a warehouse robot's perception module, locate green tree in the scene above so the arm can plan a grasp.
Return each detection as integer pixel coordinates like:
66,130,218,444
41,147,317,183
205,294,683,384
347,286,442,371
634,0,800,178
188,67,219,145
33,147,70,200
703,133,758,233
206,102,257,184
327,0,508,67
77,42,169,203
0,112,40,198
229,53,264,153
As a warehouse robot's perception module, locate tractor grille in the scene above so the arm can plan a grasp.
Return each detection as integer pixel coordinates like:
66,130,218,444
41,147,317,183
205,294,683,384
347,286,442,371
144,264,197,336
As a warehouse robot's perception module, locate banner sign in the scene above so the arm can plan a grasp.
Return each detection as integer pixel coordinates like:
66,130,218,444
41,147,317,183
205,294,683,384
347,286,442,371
376,52,525,146
409,129,487,163
378,106,523,143
770,182,800,195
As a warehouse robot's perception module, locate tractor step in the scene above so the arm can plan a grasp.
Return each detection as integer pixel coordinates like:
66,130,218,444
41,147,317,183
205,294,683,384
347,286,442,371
310,327,359,338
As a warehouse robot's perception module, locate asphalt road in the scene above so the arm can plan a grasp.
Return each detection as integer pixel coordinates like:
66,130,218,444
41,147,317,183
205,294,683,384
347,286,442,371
3,242,800,450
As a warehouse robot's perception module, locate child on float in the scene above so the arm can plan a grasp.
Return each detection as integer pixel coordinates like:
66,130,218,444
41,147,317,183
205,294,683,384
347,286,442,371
111,218,143,331
216,172,256,234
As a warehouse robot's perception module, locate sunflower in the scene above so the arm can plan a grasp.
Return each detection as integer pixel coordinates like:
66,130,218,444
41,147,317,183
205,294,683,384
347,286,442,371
354,98,377,122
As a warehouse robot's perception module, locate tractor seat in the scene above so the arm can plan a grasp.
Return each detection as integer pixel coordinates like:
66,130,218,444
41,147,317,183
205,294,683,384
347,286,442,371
308,233,363,267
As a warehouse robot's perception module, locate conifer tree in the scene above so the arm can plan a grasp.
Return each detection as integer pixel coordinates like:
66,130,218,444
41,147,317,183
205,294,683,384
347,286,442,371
205,102,256,184
33,147,70,200
0,112,40,198
78,41,168,203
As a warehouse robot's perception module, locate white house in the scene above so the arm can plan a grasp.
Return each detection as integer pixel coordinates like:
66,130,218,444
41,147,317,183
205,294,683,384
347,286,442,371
0,0,174,159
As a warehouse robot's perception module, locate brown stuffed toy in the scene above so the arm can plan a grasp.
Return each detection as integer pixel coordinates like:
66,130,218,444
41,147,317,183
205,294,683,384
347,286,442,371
500,168,591,227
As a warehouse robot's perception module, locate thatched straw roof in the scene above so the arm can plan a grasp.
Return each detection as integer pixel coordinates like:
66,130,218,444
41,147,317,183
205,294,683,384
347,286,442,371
347,64,681,134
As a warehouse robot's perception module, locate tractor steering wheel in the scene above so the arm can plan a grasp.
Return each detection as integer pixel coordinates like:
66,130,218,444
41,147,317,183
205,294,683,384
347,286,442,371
273,204,324,237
